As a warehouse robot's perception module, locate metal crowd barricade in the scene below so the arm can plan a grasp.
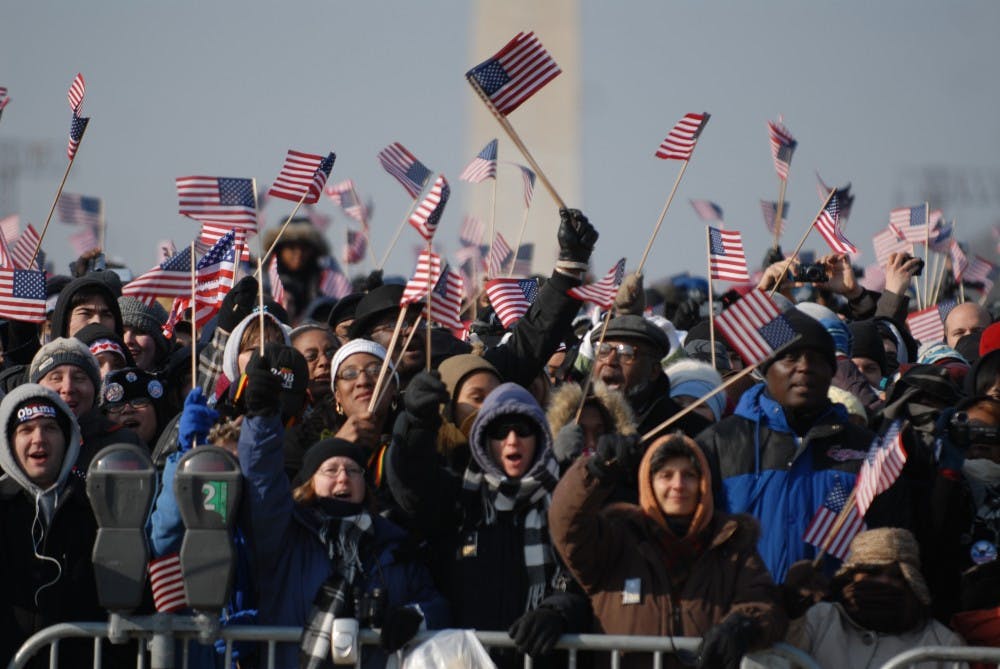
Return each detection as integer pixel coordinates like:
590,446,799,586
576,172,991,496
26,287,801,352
879,645,1000,668
10,620,823,669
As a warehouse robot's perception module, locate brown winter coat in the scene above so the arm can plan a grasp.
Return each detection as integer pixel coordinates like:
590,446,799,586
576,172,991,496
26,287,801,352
549,435,787,668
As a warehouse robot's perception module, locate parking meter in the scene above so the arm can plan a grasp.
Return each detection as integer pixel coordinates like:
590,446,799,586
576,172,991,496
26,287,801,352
86,444,157,611
174,446,242,610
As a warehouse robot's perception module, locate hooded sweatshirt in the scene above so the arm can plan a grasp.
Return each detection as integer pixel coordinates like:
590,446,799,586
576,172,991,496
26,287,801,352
49,273,124,339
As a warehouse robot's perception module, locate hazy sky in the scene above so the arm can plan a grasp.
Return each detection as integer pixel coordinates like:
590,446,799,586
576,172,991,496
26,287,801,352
3,1,999,285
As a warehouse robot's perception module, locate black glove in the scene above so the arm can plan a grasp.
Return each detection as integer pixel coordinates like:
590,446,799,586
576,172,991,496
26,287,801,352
586,433,641,484
403,370,448,427
243,349,282,417
698,614,758,669
268,344,309,424
380,605,423,652
217,276,261,333
782,559,829,619
557,208,599,264
508,607,566,658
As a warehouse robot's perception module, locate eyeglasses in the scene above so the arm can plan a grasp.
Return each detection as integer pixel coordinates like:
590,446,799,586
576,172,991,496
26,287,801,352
370,318,416,338
105,397,153,416
302,347,338,363
486,418,535,440
596,342,640,364
336,363,382,382
317,464,365,478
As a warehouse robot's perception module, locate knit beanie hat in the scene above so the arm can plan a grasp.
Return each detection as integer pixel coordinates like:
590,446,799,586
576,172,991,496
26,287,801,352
849,320,888,377
438,354,500,405
665,359,725,421
761,308,837,374
118,296,170,357
100,367,165,409
29,337,102,392
73,323,134,369
796,302,852,356
294,437,366,486
7,395,73,449
836,528,931,606
329,339,391,393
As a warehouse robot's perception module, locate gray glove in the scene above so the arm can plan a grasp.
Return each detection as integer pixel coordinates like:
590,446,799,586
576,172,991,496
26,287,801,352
552,423,584,464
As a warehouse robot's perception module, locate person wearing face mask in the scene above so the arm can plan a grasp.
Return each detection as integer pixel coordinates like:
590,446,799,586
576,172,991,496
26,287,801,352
235,347,448,669
788,528,965,668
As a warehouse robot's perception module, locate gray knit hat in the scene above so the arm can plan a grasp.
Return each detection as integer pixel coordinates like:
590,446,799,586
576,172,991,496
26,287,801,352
29,337,102,392
118,296,170,357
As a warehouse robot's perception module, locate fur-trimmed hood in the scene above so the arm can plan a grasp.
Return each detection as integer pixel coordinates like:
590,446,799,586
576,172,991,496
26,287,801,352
546,381,637,437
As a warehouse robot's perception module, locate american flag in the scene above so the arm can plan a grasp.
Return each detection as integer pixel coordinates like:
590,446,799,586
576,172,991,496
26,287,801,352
964,255,996,290
459,215,485,247
872,228,914,267
56,193,102,228
512,243,534,276
816,175,855,228
325,179,369,223
760,200,787,236
378,142,431,199
427,263,464,330
344,229,367,265
67,73,85,114
67,113,89,161
0,268,47,322
767,118,797,181
716,289,799,366
485,277,539,328
0,86,10,118
318,257,352,298
948,240,969,281
148,553,187,613
0,228,11,269
267,255,286,307
905,301,957,345
708,227,750,282
802,478,865,561
11,224,41,270
0,215,19,245
191,231,238,326
268,150,335,205
459,139,498,183
69,226,100,256
889,205,929,243
814,188,858,255
567,258,626,309
930,221,954,254
198,222,250,263
655,112,710,161
176,176,258,230
860,263,886,293
123,247,194,300
466,31,561,116
690,200,723,222
401,250,443,306
408,175,450,241
516,164,536,208
487,232,513,277
854,421,907,517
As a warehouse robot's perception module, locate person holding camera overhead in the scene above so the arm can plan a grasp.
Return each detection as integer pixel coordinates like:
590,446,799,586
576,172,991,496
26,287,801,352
236,345,448,669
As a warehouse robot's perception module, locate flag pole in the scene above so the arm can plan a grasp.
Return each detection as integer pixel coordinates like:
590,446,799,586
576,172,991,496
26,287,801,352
190,241,198,401
367,308,409,414
923,202,931,304
641,365,758,442
255,188,310,276
425,242,433,371
251,178,262,266
33,124,90,266
98,202,107,255
767,187,836,298
371,314,423,411
467,78,566,209
636,161,689,276
508,206,531,277
351,182,375,274
810,488,857,567
773,179,788,249
377,194,424,271
706,227,717,370
486,177,498,278
256,258,265,355
574,308,615,423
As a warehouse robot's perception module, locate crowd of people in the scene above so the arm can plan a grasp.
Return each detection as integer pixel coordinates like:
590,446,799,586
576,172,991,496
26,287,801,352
0,207,998,669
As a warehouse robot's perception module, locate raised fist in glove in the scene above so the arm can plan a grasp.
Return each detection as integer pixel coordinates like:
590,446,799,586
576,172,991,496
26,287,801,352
614,272,646,316
217,276,262,333
242,350,282,417
783,559,830,618
586,432,641,484
403,370,448,427
508,607,566,658
243,344,309,422
557,208,599,265
380,605,423,652
552,423,585,465
178,388,219,451
698,613,759,669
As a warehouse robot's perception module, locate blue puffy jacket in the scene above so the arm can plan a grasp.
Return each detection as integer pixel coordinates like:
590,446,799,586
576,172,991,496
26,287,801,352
238,412,449,669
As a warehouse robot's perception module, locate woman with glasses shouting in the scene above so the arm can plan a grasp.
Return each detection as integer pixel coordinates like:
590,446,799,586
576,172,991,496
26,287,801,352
100,367,169,446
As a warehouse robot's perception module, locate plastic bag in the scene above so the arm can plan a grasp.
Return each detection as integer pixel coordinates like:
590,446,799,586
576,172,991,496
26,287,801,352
401,629,496,669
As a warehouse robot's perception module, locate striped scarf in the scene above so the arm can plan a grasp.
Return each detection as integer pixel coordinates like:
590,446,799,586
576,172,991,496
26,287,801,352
299,505,375,669
461,455,560,613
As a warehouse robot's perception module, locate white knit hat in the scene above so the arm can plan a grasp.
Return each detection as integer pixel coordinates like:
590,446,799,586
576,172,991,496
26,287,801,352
329,339,394,393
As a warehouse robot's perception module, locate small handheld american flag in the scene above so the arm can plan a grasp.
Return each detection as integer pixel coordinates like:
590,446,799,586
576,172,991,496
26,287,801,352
567,258,626,309
485,278,539,328
715,289,799,366
408,175,450,242
655,113,710,161
466,32,561,116
854,420,907,517
708,227,750,282
767,118,797,182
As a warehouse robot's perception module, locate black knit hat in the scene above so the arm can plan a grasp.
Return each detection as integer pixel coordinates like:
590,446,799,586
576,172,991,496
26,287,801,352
848,320,888,377
761,309,836,374
7,396,73,450
294,438,366,486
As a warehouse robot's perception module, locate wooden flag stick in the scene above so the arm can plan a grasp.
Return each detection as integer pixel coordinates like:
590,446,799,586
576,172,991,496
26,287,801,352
773,179,789,249
372,314,423,412
367,308,409,413
811,488,857,567
767,187,836,298
190,241,198,395
573,308,615,423
467,78,566,209
98,205,107,256
350,183,375,274
508,206,531,277
377,194,423,271
425,242,433,371
255,187,310,276
636,161,690,275
923,202,931,303
930,251,947,307
641,365,758,443
256,258,265,355
33,124,90,266
706,227,718,370
486,177,498,278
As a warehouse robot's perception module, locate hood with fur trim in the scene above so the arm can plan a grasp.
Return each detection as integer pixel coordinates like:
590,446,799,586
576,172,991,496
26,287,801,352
546,381,636,437
222,310,292,382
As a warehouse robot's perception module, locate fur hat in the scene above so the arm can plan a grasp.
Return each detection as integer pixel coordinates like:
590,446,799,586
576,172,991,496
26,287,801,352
261,218,329,258
29,337,102,392
836,528,931,606
118,296,170,358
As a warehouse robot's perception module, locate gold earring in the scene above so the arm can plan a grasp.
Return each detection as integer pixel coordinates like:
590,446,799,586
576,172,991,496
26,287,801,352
335,402,344,416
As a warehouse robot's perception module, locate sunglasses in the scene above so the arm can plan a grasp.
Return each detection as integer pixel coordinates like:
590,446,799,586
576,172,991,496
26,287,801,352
486,418,535,440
